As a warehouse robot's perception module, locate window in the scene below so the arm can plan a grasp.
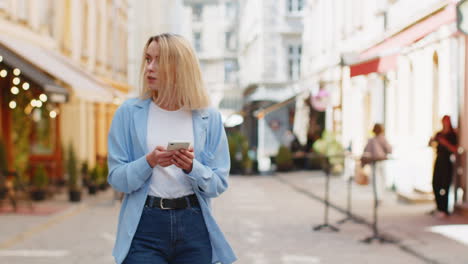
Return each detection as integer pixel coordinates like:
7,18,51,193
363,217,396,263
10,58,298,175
225,2,236,20
288,0,304,13
225,31,236,50
224,59,238,83
194,32,202,52
288,45,301,80
192,4,203,21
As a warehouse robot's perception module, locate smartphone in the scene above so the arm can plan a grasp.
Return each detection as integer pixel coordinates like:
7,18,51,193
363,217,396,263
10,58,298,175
167,141,191,151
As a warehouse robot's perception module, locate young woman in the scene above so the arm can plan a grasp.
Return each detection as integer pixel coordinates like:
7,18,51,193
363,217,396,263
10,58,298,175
429,115,458,218
107,33,236,264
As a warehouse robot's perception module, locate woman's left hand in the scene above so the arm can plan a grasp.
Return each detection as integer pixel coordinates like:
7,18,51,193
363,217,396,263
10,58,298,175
172,147,195,173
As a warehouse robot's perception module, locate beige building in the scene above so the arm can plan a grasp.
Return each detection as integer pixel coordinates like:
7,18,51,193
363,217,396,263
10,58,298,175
0,0,130,181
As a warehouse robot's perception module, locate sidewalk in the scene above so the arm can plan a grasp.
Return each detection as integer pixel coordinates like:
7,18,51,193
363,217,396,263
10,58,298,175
273,170,468,263
0,187,115,250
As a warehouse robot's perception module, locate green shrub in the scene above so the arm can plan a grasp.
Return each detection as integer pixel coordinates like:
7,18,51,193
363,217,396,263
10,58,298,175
67,143,80,190
32,165,48,190
276,145,294,171
312,131,345,174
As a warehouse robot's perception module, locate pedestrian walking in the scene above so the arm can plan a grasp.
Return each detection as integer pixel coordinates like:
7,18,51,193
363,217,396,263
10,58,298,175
107,33,236,264
361,123,392,202
428,115,458,219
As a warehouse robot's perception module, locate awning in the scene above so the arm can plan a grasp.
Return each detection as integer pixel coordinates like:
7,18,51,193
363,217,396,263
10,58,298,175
0,44,68,102
350,54,398,78
349,2,456,77
0,36,116,103
360,3,456,59
255,96,296,119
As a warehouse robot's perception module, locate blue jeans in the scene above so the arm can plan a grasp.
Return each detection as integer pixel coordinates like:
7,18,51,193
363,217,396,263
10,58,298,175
123,205,212,264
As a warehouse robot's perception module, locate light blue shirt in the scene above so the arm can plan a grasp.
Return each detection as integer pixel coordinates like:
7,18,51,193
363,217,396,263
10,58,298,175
107,98,237,264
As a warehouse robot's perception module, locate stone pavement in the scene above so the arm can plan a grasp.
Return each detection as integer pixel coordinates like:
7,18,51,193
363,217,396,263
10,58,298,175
267,170,468,264
0,172,466,263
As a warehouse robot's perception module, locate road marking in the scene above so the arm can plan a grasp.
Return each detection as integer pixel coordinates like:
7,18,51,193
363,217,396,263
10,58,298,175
0,249,69,257
282,255,321,263
0,203,89,249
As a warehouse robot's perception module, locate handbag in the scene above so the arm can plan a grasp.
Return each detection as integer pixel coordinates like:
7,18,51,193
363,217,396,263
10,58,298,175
354,161,369,185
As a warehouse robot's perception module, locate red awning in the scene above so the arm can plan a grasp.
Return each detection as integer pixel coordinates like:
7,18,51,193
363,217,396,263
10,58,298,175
350,2,456,77
350,54,398,77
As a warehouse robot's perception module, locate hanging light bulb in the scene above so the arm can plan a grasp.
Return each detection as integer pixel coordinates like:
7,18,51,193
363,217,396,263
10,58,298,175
10,86,19,95
22,82,30,90
0,69,7,78
31,99,37,107
39,94,48,102
36,100,43,108
0,55,3,62
49,110,57,118
12,77,20,85
13,68,21,76
9,101,16,109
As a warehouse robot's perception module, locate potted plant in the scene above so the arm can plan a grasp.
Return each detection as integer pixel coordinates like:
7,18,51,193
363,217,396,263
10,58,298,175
67,143,81,202
227,132,243,174
276,145,294,171
30,165,48,201
86,164,98,195
241,140,253,175
312,131,345,175
100,162,109,190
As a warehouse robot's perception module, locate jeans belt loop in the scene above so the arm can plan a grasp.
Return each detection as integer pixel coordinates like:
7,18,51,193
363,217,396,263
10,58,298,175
185,196,191,208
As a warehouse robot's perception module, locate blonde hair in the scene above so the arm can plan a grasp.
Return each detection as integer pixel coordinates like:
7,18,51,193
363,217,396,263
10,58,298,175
139,33,210,109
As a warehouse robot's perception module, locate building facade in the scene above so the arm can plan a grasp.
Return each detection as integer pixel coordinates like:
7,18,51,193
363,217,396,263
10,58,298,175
302,0,468,207
0,0,129,182
238,0,305,171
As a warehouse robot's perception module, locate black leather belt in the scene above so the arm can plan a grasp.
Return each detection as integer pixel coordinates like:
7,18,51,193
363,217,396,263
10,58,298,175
145,194,199,209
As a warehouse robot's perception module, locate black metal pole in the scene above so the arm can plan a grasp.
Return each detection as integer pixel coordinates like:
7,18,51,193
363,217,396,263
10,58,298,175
361,160,395,244
314,157,339,232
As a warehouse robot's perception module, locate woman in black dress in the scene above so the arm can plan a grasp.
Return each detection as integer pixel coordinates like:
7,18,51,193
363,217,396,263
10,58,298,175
429,115,458,218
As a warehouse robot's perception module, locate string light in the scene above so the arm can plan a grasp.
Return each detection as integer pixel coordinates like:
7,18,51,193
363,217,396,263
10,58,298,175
36,100,43,108
0,55,3,62
31,99,37,107
0,69,7,78
13,68,21,76
39,94,48,102
49,111,57,118
22,82,30,90
9,101,16,109
10,86,19,95
12,77,20,85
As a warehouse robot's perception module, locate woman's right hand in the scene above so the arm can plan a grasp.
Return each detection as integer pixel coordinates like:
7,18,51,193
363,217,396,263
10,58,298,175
146,146,174,168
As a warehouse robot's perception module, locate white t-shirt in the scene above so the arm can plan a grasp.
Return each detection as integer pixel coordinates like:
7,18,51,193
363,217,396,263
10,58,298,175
146,102,194,198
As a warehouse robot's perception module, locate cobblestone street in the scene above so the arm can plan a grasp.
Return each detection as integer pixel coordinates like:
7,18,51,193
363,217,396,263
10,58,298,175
0,172,467,263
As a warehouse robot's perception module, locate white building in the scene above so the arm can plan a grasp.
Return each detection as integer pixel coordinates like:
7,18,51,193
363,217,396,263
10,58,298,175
237,0,305,170
302,0,465,203
184,0,242,118
127,0,190,93
128,0,241,119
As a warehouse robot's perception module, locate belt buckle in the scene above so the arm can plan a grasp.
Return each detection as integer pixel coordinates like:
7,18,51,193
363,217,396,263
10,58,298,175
160,198,171,210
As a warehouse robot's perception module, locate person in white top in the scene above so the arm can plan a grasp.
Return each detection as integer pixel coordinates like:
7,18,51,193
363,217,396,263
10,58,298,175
362,123,392,202
108,33,236,264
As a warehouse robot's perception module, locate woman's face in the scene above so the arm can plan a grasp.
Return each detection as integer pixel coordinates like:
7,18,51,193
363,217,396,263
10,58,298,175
442,116,451,129
144,41,160,91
